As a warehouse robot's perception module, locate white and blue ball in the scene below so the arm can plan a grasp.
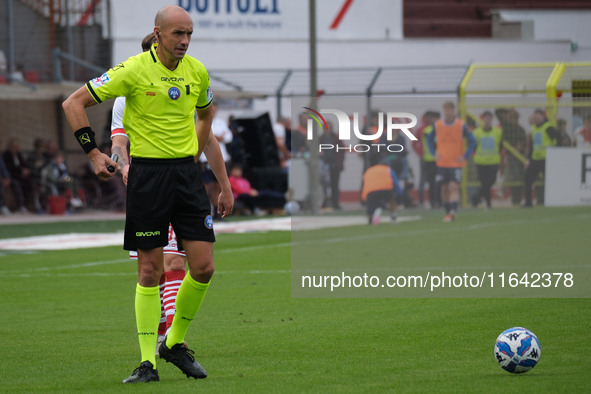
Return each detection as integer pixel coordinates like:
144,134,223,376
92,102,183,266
284,201,300,216
494,327,541,373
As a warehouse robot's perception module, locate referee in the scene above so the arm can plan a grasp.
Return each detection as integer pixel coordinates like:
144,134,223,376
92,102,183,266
62,5,233,383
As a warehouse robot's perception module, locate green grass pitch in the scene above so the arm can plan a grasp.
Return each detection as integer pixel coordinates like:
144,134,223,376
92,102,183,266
1,206,590,393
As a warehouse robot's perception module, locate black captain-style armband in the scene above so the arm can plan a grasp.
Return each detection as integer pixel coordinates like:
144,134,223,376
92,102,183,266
74,127,99,154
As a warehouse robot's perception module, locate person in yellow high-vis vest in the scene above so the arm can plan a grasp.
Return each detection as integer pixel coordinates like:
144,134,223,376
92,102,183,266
523,109,562,207
471,111,503,209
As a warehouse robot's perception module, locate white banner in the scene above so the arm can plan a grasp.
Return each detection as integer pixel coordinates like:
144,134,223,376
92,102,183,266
545,148,591,206
111,0,402,40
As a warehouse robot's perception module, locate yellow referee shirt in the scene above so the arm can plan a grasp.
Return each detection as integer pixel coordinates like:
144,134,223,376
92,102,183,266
86,44,213,159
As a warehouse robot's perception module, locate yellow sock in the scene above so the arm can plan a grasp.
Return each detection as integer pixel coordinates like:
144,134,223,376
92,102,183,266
135,283,160,366
166,275,209,348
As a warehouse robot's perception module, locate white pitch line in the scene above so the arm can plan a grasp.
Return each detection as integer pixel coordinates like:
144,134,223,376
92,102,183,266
0,243,292,276
217,242,291,254
2,269,292,278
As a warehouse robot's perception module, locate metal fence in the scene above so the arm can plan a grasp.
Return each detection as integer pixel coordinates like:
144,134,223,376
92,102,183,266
209,65,469,116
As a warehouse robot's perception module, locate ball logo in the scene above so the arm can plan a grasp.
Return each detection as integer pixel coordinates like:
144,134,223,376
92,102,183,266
168,87,181,100
204,215,214,229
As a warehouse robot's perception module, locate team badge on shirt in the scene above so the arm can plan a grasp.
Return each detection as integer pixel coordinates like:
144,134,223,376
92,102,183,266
204,215,214,229
206,86,213,102
168,87,181,100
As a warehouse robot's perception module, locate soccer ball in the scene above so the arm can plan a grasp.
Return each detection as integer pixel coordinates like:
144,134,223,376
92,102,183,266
494,327,541,373
284,201,300,216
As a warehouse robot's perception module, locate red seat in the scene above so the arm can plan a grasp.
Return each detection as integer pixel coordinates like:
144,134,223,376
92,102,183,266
24,71,40,83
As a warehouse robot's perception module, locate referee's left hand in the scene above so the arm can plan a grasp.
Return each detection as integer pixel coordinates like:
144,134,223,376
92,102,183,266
217,189,234,218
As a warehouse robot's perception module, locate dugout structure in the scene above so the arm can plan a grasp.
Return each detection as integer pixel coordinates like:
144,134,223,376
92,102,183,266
458,62,591,207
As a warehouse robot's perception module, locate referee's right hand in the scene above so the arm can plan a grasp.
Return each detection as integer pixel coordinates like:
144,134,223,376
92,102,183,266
89,149,119,180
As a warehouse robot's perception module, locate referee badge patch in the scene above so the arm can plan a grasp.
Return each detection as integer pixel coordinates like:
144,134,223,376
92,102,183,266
89,72,110,88
204,215,214,229
168,87,181,100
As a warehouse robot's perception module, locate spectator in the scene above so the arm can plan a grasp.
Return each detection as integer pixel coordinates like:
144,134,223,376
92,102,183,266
279,116,292,153
291,113,309,155
45,140,60,161
319,121,344,210
0,140,12,215
273,116,291,170
497,108,526,206
226,114,245,167
523,109,562,207
363,110,384,172
41,151,84,209
556,119,572,147
361,151,403,225
412,110,440,208
471,111,503,209
375,114,415,208
388,123,416,208
228,164,285,215
27,138,50,213
2,138,33,213
198,103,233,218
28,138,50,175
574,113,591,148
210,103,233,165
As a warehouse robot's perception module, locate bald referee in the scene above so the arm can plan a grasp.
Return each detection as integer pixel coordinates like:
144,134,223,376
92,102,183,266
62,5,233,383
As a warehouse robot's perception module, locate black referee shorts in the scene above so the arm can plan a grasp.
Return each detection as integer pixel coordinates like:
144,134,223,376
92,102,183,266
124,157,215,251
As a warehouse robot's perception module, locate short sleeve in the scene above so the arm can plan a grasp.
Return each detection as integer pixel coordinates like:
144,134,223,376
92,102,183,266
196,70,213,110
86,59,135,104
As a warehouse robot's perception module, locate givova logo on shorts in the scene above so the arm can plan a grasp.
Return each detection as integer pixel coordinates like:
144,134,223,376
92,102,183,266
136,231,161,237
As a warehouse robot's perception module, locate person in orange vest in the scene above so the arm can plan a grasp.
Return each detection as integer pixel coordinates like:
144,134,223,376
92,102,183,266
426,101,476,222
361,152,403,225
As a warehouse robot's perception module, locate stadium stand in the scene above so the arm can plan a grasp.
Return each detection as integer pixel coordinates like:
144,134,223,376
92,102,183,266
404,0,591,38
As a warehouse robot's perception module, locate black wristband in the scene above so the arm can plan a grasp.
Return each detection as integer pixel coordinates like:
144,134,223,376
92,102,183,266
74,127,98,154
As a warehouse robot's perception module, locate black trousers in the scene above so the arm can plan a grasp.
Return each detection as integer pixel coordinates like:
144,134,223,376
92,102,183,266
474,164,498,208
524,159,545,206
418,160,439,207
366,190,394,219
321,163,341,209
